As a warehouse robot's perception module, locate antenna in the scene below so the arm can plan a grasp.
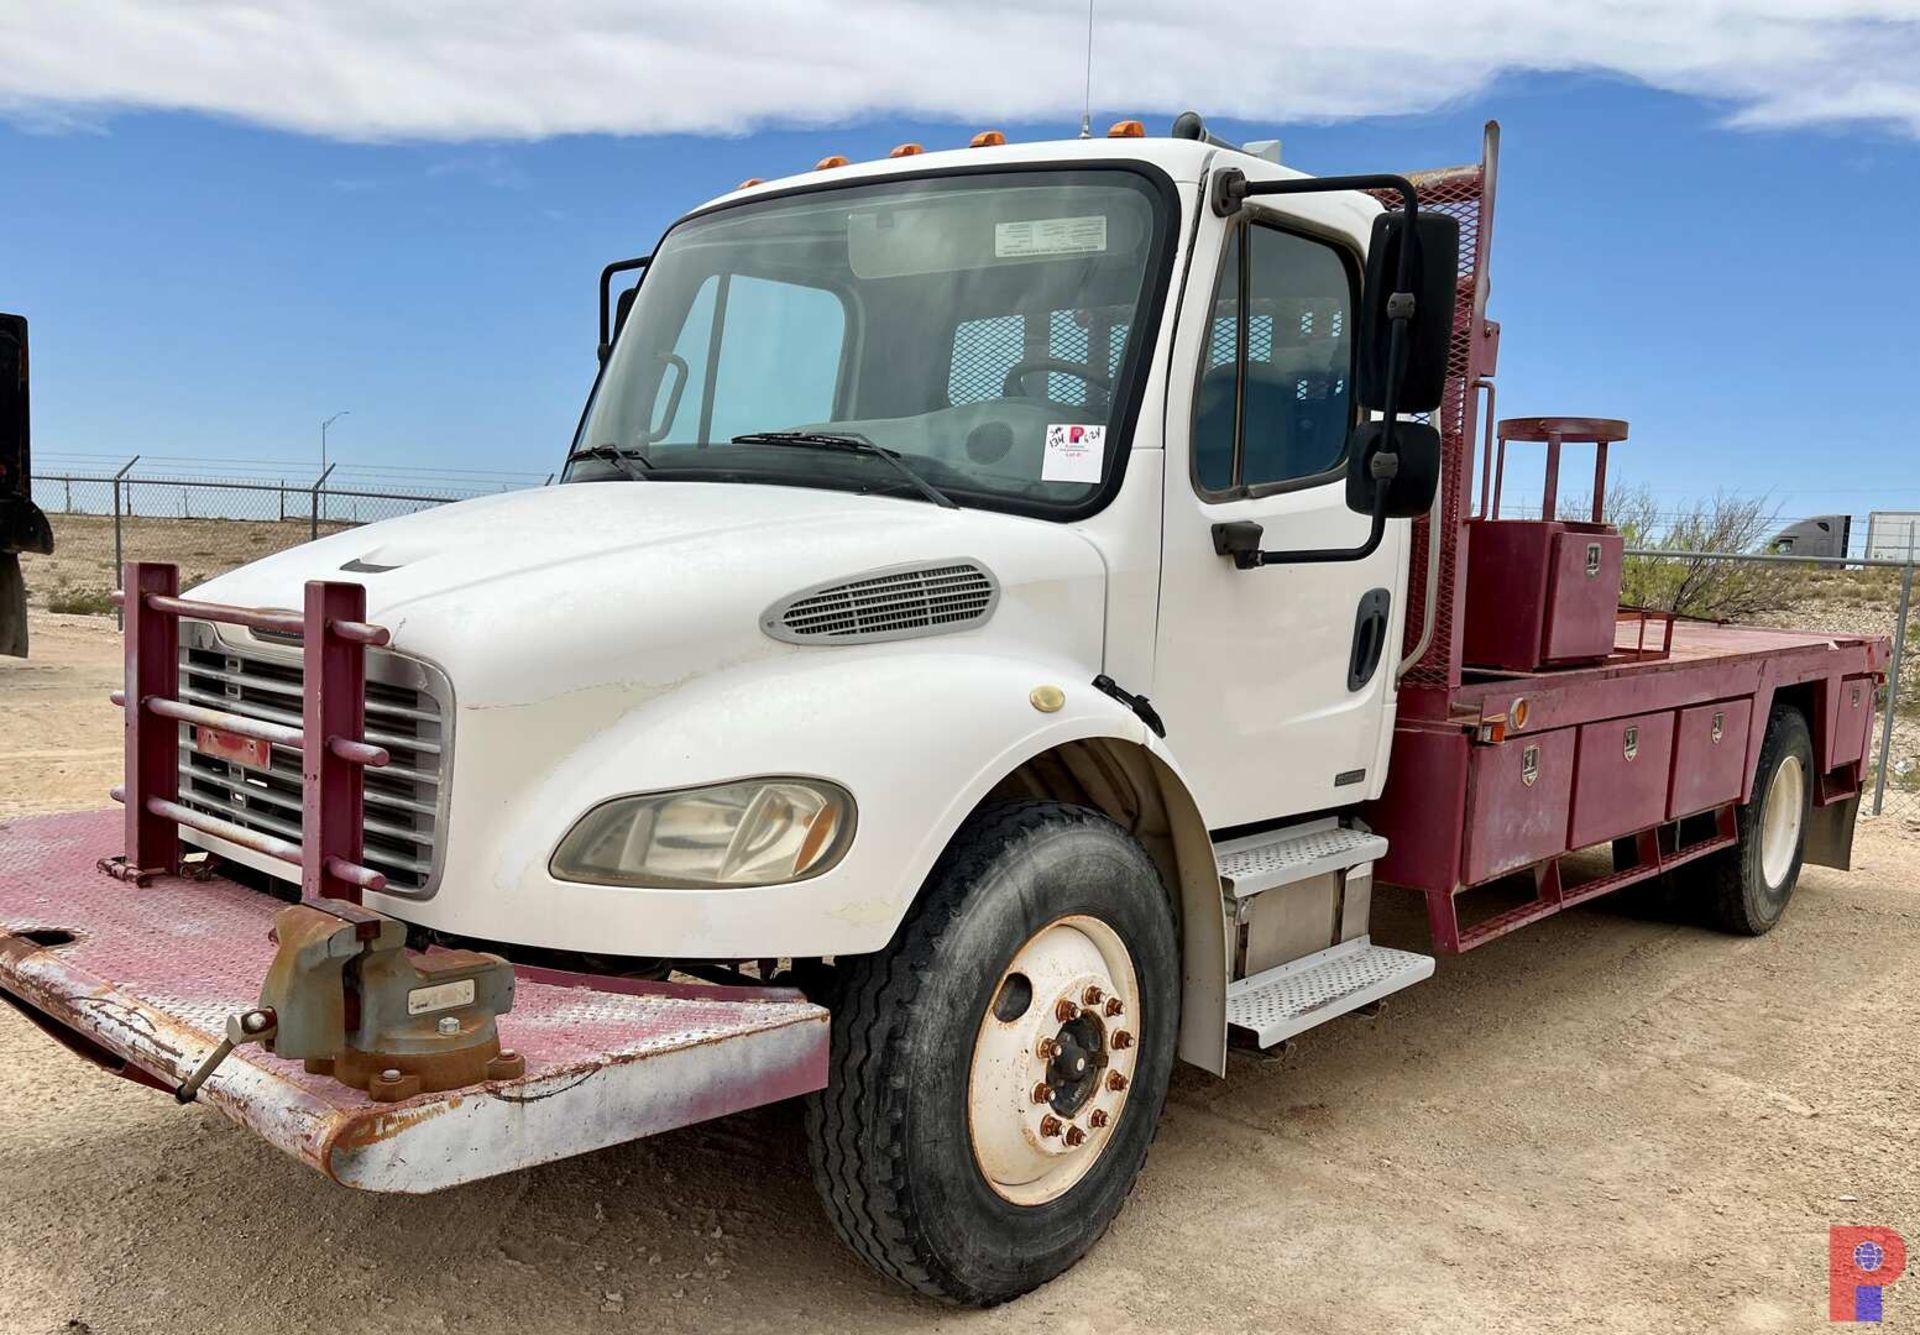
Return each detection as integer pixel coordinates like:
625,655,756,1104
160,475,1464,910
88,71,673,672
1078,0,1094,139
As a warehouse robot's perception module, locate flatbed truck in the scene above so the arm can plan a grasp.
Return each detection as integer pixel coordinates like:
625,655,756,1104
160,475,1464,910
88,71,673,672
0,119,1888,1305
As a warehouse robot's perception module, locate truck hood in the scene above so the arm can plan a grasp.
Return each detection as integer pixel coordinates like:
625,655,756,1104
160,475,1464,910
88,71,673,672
191,480,1110,708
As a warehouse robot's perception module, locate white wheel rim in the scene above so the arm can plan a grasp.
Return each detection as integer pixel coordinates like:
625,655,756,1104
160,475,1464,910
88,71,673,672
1759,753,1805,889
966,914,1140,1206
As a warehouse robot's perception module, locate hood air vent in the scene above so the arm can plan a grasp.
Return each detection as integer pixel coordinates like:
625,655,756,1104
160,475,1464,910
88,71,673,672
764,560,998,645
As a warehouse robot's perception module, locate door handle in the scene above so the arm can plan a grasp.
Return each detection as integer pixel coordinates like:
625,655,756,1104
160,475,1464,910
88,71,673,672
1348,588,1392,691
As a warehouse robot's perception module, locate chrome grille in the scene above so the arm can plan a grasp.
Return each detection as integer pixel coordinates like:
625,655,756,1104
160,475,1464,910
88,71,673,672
174,622,450,895
763,561,998,645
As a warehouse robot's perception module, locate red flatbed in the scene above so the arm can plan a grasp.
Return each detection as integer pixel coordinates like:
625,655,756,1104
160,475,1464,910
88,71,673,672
1367,620,1887,952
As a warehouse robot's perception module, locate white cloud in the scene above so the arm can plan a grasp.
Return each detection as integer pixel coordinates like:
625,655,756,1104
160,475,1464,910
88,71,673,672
1,0,1917,141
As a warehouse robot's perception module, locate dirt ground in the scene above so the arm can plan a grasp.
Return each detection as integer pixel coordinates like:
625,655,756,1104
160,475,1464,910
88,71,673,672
2,612,1917,1335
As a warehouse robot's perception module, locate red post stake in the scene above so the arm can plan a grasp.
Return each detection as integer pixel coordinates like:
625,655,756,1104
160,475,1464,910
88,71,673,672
303,580,368,904
123,561,181,872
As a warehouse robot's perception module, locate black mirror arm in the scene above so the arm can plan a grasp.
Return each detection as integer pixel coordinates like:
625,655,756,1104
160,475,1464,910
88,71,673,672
1208,169,1419,568
598,255,652,365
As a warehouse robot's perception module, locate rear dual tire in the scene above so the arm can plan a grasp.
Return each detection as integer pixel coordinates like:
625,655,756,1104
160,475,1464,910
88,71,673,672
805,801,1179,1306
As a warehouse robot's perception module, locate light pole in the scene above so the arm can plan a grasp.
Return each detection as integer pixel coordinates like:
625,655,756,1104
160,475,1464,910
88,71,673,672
320,410,350,475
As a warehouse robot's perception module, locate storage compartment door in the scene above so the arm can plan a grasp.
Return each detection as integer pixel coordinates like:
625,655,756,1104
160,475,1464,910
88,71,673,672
1825,675,1876,772
1570,710,1676,848
1669,700,1753,820
1542,530,1624,664
1462,728,1574,886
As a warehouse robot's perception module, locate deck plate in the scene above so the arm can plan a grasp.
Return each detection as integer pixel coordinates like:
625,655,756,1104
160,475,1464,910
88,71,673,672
0,809,828,1192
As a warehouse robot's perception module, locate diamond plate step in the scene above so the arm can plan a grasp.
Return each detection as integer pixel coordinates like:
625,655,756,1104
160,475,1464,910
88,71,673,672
1214,820,1388,901
1225,938,1434,1048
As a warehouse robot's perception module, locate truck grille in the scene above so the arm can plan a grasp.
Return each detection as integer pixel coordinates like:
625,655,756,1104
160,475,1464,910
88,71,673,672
174,622,451,895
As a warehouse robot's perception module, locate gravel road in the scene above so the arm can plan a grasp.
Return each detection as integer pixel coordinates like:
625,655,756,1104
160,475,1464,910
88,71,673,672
2,612,1915,1334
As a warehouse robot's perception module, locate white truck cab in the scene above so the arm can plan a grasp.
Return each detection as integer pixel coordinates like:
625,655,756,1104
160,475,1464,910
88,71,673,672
177,121,1457,1303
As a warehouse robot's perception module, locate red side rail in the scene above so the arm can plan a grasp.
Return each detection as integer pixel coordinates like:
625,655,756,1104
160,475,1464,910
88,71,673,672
108,561,391,901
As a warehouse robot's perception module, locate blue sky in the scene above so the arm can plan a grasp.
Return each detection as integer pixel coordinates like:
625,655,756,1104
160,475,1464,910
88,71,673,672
4,69,1918,532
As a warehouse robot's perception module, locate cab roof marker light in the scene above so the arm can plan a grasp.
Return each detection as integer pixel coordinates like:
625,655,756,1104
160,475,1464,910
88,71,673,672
815,155,850,170
969,130,1006,147
736,177,764,189
888,143,924,158
1106,120,1145,139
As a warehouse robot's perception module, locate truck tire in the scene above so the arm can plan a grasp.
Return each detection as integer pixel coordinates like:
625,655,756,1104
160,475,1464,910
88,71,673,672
1703,705,1813,935
805,801,1179,1306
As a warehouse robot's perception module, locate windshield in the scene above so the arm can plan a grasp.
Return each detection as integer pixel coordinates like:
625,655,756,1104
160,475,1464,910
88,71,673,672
571,168,1175,516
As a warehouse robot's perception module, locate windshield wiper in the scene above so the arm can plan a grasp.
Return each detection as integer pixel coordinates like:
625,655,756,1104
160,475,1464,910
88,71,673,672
730,432,958,509
565,442,653,481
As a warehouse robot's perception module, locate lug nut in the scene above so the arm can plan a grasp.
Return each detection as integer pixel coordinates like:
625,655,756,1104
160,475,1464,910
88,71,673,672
1055,999,1080,1023
1088,1109,1110,1129
1031,1082,1053,1105
1064,1126,1087,1148
1039,1115,1063,1138
1107,1071,1128,1092
437,1016,460,1036
1111,1030,1134,1050
1036,1037,1061,1061
1082,985,1105,1007
1105,997,1124,1017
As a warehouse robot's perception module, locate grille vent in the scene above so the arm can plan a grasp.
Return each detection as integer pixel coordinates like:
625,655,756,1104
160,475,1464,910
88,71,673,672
764,561,998,645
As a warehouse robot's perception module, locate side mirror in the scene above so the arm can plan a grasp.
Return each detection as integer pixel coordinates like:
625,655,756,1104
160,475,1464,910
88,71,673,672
1355,210,1460,414
1346,421,1440,519
597,255,651,365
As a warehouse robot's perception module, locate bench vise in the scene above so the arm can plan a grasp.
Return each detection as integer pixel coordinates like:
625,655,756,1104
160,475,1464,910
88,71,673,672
178,899,525,1104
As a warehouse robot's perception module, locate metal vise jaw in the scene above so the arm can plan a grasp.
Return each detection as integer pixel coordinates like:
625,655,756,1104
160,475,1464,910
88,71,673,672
262,900,525,1102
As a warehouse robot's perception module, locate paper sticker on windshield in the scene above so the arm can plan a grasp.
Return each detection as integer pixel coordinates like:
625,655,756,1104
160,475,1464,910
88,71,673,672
996,216,1108,258
1043,424,1106,483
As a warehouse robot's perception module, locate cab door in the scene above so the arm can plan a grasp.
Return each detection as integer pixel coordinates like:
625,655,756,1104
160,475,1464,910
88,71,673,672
1151,193,1408,829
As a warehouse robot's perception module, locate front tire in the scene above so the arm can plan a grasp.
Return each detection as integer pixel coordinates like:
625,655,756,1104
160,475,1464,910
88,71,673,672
1703,705,1813,935
805,801,1179,1306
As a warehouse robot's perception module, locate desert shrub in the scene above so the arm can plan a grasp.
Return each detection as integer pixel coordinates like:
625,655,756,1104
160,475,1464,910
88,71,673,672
1608,486,1792,621
47,588,117,616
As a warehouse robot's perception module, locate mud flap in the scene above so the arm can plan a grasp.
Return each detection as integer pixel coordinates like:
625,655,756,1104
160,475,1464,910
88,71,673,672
0,810,830,1192
1805,793,1860,872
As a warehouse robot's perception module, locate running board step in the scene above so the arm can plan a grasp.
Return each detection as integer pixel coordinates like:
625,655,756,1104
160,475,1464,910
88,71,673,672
1214,820,1388,901
1225,938,1434,1048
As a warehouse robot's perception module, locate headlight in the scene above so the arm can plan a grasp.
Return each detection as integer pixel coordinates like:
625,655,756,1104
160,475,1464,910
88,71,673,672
550,778,855,888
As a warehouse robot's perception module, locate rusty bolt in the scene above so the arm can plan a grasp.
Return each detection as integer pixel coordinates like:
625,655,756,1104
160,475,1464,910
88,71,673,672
1088,1109,1110,1129
1054,998,1080,1023
1031,1082,1053,1105
1064,1126,1087,1148
1035,1036,1061,1061
1082,985,1105,1007
380,1067,402,1082
437,1016,460,1036
1111,1030,1134,1050
1039,1115,1063,1138
1107,1071,1128,1092
1104,997,1124,1017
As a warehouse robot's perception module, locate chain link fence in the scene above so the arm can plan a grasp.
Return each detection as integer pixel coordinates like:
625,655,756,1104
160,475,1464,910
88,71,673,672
23,463,530,617
1625,548,1918,828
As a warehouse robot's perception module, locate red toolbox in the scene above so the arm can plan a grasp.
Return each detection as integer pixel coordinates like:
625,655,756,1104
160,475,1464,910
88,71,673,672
1462,417,1629,672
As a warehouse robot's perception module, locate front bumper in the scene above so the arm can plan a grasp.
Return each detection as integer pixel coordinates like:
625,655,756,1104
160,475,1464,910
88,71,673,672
0,809,828,1193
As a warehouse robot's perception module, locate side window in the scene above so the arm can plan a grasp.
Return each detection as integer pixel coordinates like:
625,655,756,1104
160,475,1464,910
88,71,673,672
1193,221,1356,495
